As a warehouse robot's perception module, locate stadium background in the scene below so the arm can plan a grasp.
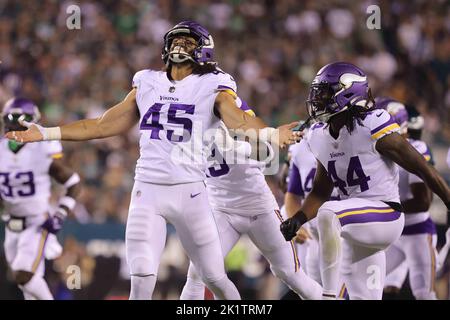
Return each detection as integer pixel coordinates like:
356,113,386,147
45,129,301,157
0,0,449,299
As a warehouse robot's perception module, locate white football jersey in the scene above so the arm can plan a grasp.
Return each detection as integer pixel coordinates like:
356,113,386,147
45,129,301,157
399,139,432,226
132,69,236,185
306,109,401,202
0,139,62,217
289,134,341,200
205,100,278,215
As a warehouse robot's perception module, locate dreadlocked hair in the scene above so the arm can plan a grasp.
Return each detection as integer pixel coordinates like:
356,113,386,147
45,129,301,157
342,88,376,134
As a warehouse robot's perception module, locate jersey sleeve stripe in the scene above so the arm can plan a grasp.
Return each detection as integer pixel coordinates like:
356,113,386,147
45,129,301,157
239,99,256,117
245,109,256,117
370,117,395,135
371,123,400,140
51,153,64,159
217,86,237,98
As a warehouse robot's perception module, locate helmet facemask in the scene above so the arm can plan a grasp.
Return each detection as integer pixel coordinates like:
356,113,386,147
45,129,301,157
162,21,216,67
166,33,199,65
307,82,346,122
3,113,35,133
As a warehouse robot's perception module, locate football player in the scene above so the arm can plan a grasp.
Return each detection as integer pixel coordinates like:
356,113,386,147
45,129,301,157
1,98,81,300
280,62,450,299
180,98,322,300
284,129,349,298
5,21,301,300
377,99,438,299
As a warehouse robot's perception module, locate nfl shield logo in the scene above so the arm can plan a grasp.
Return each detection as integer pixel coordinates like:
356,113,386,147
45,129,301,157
332,142,339,149
169,86,175,93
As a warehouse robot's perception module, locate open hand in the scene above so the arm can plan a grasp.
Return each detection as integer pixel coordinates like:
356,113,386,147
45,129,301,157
275,122,304,149
5,120,43,143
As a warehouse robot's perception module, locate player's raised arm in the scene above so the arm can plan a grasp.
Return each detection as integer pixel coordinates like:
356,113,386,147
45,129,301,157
376,132,450,208
280,160,334,241
214,91,302,148
5,89,139,143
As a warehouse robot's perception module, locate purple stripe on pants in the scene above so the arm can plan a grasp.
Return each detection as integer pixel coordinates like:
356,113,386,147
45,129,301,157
335,206,391,215
338,210,401,226
402,217,436,235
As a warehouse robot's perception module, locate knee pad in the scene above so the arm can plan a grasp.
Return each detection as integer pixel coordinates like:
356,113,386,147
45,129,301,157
128,257,154,277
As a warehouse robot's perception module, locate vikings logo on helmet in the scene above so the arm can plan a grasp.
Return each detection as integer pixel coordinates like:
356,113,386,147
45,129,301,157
2,97,41,133
161,21,216,66
307,62,370,122
375,97,408,134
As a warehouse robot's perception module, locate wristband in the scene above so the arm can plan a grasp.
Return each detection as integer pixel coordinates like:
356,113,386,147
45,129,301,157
294,210,308,225
58,196,76,211
64,173,80,188
42,127,62,140
56,206,69,217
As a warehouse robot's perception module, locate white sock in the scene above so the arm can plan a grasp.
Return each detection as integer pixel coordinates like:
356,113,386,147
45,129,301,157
180,276,205,300
20,275,53,300
129,275,156,300
317,210,342,299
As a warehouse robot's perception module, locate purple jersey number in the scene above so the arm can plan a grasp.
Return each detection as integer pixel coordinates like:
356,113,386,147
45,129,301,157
327,156,370,195
207,146,230,177
0,171,35,197
303,168,316,193
140,103,195,142
0,173,13,197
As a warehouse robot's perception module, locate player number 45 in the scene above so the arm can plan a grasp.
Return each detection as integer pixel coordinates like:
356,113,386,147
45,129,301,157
140,103,195,142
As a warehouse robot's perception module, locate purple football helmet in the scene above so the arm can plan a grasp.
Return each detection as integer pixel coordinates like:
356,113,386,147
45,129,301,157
307,62,371,122
2,97,41,132
162,21,216,66
375,97,408,134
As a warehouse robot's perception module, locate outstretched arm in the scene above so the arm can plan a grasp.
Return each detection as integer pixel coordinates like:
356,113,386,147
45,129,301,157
376,132,450,207
214,91,302,148
5,89,139,143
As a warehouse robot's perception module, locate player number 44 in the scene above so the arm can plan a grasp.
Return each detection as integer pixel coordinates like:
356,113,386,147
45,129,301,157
327,156,371,195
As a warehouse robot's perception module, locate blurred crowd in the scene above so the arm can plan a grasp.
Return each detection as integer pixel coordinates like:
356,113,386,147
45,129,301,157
0,0,449,299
